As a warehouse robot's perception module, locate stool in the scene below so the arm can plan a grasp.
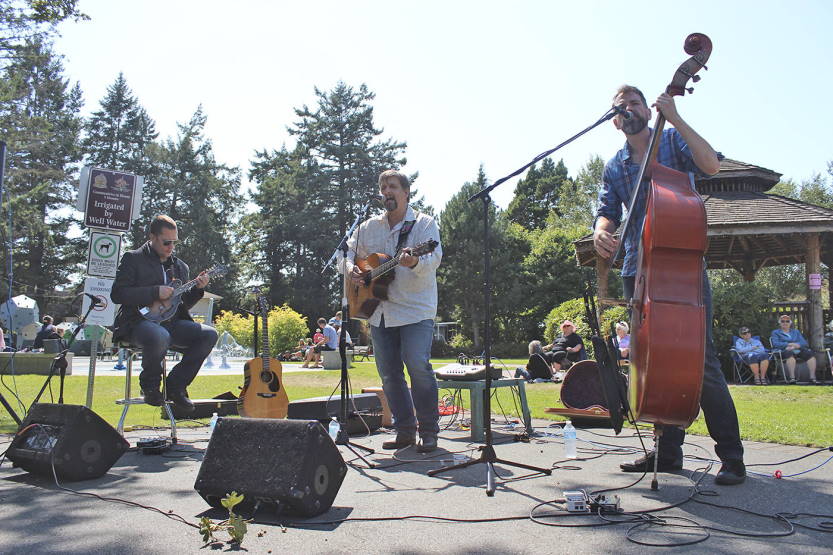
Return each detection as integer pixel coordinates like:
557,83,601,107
436,378,532,441
115,344,177,443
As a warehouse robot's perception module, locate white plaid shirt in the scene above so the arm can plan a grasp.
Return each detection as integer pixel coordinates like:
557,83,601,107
343,205,442,327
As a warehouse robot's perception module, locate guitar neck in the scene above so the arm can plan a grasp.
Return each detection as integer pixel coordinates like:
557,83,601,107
260,315,270,370
369,253,402,280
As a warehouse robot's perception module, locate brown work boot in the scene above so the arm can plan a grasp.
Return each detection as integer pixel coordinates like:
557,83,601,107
382,432,416,450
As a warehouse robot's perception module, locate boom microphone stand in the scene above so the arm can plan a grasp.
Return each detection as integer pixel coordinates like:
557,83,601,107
429,107,624,495
323,198,377,468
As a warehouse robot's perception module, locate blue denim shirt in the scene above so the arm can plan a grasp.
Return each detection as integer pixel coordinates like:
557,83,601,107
770,328,809,351
596,128,710,277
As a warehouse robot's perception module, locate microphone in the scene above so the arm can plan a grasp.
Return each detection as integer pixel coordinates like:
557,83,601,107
370,194,385,205
84,293,103,307
611,105,632,120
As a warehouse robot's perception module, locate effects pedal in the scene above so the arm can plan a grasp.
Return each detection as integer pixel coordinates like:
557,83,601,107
564,490,589,513
590,494,621,513
136,437,170,455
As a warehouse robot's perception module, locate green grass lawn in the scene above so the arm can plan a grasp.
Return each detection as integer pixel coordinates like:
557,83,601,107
2,360,831,447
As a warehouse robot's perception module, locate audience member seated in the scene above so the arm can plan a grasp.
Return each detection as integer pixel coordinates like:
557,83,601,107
545,320,586,370
615,321,630,360
771,315,818,384
734,326,769,385
32,315,60,350
823,320,833,352
514,340,556,382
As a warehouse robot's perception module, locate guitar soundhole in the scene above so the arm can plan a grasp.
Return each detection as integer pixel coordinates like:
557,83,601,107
260,370,281,393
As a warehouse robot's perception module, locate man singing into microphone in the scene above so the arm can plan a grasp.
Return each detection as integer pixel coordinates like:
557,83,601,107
344,170,443,452
594,85,745,485
111,215,217,412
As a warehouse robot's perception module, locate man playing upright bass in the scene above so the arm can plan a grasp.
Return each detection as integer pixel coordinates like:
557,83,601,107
593,85,746,485
344,170,443,453
111,215,218,413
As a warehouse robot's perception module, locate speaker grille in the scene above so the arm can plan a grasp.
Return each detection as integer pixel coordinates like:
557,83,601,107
194,418,347,517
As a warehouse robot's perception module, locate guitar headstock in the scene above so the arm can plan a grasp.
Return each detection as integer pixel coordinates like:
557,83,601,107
207,264,229,278
251,286,269,319
411,239,439,257
666,33,712,97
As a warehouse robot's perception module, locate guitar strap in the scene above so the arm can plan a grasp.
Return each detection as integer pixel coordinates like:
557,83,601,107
395,217,416,255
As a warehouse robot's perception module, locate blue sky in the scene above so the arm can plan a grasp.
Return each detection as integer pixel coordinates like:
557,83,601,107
55,0,833,211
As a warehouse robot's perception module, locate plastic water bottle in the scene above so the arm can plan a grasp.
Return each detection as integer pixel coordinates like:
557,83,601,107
328,417,341,441
209,412,219,434
563,420,577,459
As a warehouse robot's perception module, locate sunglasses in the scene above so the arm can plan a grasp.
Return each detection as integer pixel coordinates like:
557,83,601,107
162,240,178,246
779,319,791,324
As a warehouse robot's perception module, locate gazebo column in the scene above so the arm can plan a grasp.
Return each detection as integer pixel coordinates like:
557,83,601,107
806,233,823,352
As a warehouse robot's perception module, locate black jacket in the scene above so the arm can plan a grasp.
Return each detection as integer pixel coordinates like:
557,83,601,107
110,242,204,341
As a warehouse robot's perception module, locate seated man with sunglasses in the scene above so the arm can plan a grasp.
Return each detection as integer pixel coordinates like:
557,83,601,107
111,214,217,411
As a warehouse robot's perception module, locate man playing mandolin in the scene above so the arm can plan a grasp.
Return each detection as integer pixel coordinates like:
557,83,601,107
111,215,217,412
345,170,443,453
593,85,746,485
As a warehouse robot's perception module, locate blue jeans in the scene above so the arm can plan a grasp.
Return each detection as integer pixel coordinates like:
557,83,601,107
129,319,218,391
371,317,438,438
624,272,744,464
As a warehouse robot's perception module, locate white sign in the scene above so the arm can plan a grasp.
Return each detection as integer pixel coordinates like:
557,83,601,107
86,231,122,278
82,277,118,326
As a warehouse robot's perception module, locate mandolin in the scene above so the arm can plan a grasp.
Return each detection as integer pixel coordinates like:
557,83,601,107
237,289,289,418
139,264,228,323
347,239,438,319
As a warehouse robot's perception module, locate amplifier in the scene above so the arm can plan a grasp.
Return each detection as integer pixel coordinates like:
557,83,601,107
287,393,382,434
434,363,503,381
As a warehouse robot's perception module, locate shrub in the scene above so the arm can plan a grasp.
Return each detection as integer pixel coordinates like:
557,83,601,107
215,305,308,358
267,305,309,357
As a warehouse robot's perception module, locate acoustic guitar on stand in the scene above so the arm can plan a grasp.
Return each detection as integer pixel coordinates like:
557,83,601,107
237,288,289,418
348,239,438,319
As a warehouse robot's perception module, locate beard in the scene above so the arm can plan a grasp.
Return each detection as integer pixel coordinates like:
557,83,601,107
621,112,649,135
384,197,398,212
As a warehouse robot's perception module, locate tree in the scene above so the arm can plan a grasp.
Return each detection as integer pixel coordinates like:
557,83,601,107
505,158,571,230
82,73,159,246
0,39,83,312
437,166,524,348
151,106,242,307
558,154,604,227
248,82,410,323
0,0,86,61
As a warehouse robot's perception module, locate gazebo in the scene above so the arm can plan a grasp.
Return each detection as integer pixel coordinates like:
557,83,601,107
573,158,833,352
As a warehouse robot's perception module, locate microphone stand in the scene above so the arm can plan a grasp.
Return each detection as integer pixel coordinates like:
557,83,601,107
322,199,376,468
30,297,98,408
428,107,620,495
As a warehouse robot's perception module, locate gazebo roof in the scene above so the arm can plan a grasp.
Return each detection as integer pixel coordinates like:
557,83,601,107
573,158,833,275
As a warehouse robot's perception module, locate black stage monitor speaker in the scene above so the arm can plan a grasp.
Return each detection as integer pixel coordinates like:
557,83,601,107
7,403,129,481
194,418,347,517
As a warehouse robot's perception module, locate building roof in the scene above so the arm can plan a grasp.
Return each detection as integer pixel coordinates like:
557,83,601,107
573,159,833,275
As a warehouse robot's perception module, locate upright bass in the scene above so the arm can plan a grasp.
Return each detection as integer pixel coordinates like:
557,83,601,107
606,33,714,428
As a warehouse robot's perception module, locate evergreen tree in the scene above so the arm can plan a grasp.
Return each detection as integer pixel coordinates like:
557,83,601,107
0,39,83,312
248,82,409,323
152,106,241,307
82,73,159,246
0,0,86,60
437,166,523,348
505,158,571,230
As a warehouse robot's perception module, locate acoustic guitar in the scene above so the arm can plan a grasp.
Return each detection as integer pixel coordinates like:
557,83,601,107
237,289,289,418
347,239,438,319
139,265,228,323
